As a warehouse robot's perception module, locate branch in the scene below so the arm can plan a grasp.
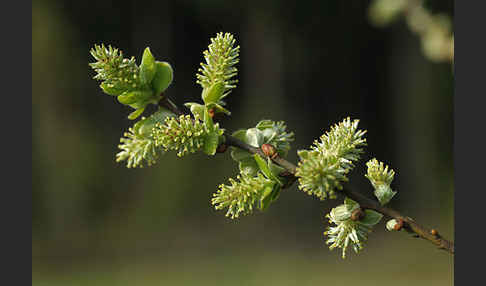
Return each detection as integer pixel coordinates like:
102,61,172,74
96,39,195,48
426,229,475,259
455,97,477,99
160,96,454,255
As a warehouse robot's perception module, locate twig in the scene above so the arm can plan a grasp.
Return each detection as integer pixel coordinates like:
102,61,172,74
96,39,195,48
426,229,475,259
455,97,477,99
160,96,454,254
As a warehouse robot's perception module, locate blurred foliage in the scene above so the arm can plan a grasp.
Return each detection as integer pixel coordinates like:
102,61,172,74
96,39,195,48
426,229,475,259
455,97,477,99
32,0,453,284
368,0,454,63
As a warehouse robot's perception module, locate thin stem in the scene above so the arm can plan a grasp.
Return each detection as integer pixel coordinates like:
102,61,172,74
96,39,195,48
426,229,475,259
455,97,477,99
159,95,183,116
159,96,454,254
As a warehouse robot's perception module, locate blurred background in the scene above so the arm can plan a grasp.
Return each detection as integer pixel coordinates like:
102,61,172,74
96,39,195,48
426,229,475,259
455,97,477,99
32,0,454,285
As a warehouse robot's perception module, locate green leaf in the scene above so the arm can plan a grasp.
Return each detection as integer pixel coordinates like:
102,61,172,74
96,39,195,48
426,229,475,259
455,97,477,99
374,185,397,206
359,210,383,226
117,91,139,105
254,154,271,177
238,157,259,177
208,103,231,115
270,184,282,201
255,120,274,130
344,197,360,212
231,148,252,161
232,129,247,142
246,128,264,147
203,131,220,155
230,129,254,174
254,154,282,185
100,82,124,96
117,89,153,106
151,61,173,94
128,107,145,120
268,158,285,178
140,47,156,84
259,183,276,211
184,102,205,119
202,81,225,104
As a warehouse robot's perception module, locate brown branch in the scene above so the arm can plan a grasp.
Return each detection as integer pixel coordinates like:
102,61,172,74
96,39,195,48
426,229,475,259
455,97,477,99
159,96,454,255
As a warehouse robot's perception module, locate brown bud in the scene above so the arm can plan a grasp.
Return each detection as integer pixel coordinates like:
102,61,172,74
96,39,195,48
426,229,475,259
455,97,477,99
351,208,365,221
394,218,404,231
216,144,228,153
208,108,215,118
279,171,293,177
261,144,276,157
430,229,438,236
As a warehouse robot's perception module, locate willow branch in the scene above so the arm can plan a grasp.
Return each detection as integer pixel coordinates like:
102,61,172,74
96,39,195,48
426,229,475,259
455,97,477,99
160,96,454,255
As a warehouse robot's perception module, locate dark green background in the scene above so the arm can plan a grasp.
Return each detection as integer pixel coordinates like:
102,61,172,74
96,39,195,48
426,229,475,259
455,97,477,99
32,0,453,285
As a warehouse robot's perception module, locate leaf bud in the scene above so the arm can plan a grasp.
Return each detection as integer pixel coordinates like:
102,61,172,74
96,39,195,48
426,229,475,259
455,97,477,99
394,218,404,231
351,208,365,221
261,143,276,158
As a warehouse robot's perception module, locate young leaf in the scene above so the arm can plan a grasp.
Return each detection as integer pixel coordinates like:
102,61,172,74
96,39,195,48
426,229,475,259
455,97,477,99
231,148,252,162
360,210,383,226
253,154,282,185
117,91,140,105
202,81,225,104
207,102,231,115
344,197,360,212
231,129,247,142
374,185,396,206
238,157,259,177
267,158,285,178
203,131,220,155
117,89,153,106
152,61,173,95
259,184,275,211
128,107,145,120
100,82,125,96
140,47,156,84
246,128,264,147
184,102,205,120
